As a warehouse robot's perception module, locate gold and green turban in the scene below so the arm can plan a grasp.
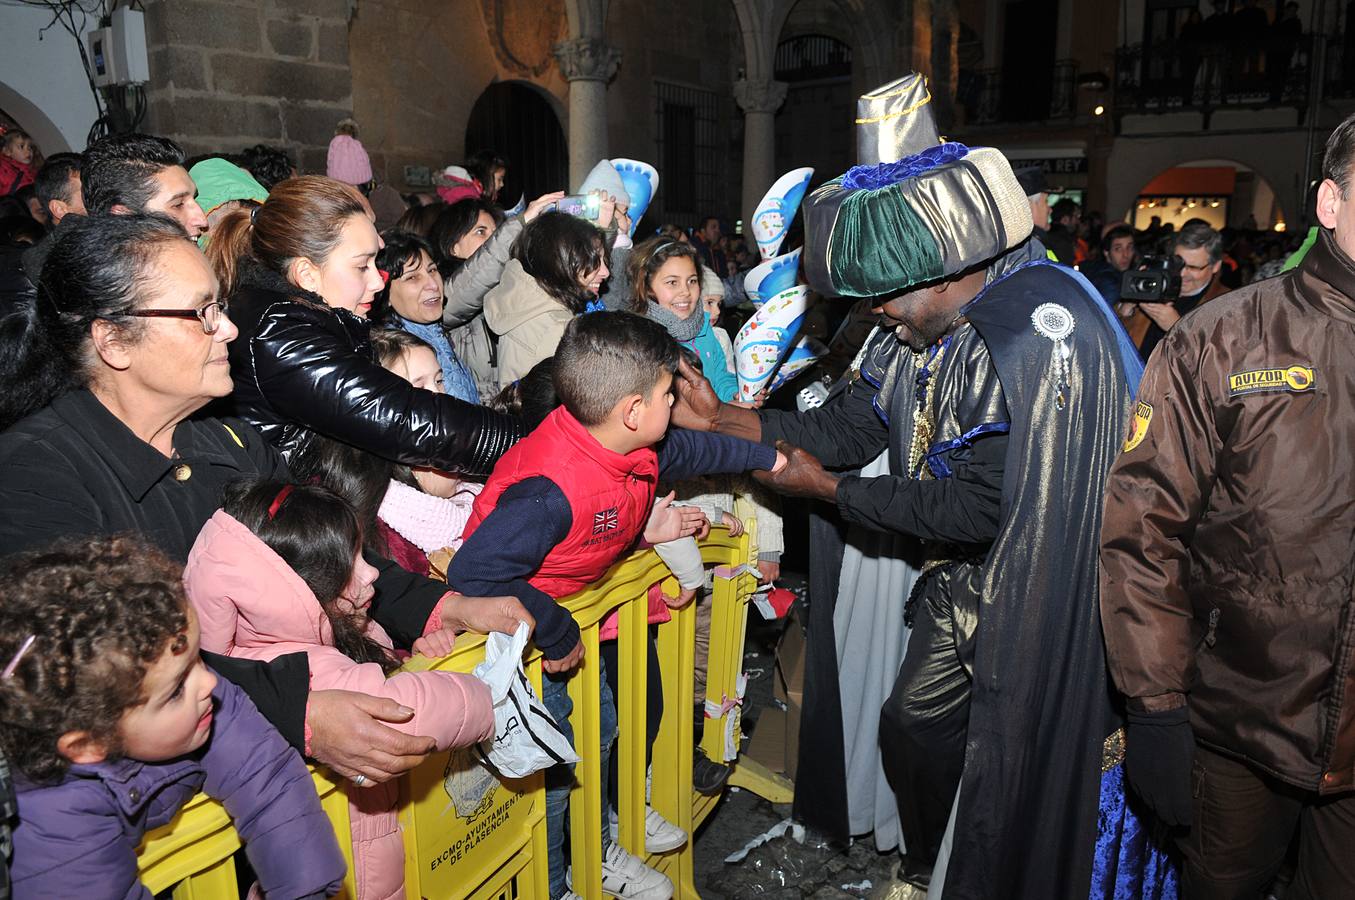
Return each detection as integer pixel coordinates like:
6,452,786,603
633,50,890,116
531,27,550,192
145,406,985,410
803,74,1033,299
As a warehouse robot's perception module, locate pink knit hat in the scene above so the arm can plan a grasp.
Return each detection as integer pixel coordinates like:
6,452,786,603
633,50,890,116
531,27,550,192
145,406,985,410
327,134,373,186
435,165,482,205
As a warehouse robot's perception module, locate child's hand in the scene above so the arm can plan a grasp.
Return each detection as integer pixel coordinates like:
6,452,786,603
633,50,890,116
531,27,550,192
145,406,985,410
663,586,699,609
730,389,769,409
771,450,788,474
412,626,457,659
695,516,712,540
721,511,745,537
542,639,585,674
757,560,781,585
644,491,708,544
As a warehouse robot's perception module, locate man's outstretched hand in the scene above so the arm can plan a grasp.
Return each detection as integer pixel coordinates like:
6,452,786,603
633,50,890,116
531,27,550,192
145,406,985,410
672,357,764,440
671,357,723,432
753,441,839,502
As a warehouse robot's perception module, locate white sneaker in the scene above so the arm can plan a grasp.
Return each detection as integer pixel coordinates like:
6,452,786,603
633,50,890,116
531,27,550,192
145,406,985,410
600,840,673,899
608,806,689,853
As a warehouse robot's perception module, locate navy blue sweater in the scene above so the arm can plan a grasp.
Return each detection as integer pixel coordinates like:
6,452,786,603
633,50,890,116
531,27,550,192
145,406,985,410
448,428,777,658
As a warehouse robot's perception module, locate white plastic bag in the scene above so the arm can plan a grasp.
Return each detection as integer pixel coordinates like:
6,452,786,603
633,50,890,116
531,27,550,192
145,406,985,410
472,621,579,779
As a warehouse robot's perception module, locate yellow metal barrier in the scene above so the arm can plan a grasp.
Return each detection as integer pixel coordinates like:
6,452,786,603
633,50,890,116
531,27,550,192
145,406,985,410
135,528,771,899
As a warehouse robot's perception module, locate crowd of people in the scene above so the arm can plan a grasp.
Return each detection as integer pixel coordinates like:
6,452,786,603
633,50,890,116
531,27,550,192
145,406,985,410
1,67,1354,900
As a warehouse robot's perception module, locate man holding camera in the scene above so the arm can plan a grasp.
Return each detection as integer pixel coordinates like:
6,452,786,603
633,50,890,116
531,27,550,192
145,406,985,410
1120,221,1229,359
1101,115,1355,897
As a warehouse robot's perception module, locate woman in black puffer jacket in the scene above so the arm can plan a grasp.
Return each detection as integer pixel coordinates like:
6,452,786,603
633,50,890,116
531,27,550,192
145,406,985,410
207,176,521,476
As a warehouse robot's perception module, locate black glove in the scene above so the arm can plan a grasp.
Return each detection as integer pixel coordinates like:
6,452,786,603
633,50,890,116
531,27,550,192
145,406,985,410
1124,704,1195,828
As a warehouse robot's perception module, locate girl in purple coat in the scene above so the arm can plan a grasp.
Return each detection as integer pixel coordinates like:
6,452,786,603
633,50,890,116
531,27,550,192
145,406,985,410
0,535,347,900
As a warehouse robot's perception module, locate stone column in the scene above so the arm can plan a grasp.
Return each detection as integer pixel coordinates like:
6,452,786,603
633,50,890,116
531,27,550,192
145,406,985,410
554,37,621,189
734,78,787,232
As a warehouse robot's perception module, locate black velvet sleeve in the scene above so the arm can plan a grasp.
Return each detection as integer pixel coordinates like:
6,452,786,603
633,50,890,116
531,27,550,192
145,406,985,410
759,377,891,471
834,431,1006,545
201,650,311,752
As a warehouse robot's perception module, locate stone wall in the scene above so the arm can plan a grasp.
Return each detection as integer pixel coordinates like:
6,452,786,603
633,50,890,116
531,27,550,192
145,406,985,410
142,0,354,174
347,0,745,210
349,0,569,191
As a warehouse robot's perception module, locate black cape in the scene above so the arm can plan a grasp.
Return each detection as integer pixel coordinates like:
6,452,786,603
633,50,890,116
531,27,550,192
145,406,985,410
942,259,1141,898
788,251,1143,897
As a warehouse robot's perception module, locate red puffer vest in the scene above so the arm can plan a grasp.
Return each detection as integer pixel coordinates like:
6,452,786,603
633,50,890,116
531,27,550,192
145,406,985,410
463,406,658,598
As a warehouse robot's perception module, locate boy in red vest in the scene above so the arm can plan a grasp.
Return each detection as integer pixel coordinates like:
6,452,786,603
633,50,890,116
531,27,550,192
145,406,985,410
450,312,784,900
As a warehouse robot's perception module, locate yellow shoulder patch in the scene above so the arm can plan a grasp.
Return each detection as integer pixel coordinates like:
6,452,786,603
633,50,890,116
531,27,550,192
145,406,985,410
1123,400,1153,453
1227,365,1316,396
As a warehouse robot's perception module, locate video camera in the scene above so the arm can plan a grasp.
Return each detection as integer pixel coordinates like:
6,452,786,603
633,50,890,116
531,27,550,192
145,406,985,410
1120,256,1184,302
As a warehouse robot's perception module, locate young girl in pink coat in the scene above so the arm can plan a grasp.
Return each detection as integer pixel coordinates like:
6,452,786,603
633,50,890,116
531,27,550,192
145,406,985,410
184,480,495,900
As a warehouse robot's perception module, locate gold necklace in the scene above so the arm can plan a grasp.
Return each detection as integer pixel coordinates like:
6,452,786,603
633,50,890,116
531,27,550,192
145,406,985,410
906,338,949,479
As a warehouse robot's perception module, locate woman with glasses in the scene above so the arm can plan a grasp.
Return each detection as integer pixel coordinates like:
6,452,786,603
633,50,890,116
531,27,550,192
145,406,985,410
0,212,533,791
206,175,523,473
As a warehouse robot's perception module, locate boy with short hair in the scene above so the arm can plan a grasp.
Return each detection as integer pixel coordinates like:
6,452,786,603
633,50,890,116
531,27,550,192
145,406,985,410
449,312,783,900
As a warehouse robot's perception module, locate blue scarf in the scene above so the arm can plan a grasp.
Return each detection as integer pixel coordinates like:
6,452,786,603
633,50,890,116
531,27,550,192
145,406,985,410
397,318,481,405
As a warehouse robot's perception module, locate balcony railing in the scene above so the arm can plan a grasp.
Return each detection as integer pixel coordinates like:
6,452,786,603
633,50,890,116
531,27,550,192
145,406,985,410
1113,33,1336,114
957,60,1080,125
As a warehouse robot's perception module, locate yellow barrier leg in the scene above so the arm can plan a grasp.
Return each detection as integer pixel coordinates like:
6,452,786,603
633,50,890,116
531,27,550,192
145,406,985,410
705,521,796,807
568,624,605,898
616,588,649,858
726,757,795,804
654,578,700,900
525,655,552,900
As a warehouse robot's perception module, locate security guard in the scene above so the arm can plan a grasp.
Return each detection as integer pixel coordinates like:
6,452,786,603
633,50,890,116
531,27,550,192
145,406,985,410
1101,114,1355,898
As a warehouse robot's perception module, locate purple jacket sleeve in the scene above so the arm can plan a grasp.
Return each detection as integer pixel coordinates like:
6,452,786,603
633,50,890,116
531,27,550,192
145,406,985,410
200,676,346,900
656,428,778,482
9,790,149,900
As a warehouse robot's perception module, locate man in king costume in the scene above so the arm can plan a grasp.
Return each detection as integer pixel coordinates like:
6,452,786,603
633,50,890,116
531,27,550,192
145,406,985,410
673,74,1174,899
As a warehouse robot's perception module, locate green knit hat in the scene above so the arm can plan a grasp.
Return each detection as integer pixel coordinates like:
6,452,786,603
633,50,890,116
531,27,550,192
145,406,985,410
188,158,267,217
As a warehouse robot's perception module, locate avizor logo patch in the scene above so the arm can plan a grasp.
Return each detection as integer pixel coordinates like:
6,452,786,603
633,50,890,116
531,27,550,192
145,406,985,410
1227,365,1316,396
1123,400,1153,453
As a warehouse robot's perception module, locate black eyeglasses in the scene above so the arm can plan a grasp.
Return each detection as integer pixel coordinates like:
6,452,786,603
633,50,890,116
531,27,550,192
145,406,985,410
123,300,229,335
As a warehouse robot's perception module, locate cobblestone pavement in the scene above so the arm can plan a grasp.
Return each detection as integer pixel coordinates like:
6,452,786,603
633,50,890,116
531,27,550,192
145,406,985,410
691,592,900,899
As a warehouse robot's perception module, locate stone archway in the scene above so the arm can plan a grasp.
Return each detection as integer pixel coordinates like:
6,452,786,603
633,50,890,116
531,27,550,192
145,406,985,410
1130,159,1286,230
0,81,73,156
464,80,569,203
1105,132,1308,231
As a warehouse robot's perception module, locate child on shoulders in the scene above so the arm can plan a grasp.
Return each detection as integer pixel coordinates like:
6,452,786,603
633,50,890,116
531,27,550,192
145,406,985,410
0,536,346,900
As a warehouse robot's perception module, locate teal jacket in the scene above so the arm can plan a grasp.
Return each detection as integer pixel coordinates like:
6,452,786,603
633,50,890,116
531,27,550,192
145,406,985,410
684,313,739,401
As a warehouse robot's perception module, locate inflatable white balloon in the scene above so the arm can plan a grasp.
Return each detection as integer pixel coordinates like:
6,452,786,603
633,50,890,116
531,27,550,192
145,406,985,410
734,285,809,402
744,248,802,307
751,167,814,261
611,159,659,236
767,336,828,393
504,193,528,217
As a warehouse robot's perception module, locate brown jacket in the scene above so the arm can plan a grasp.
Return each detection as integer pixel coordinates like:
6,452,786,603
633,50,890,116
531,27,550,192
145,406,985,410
1101,228,1355,795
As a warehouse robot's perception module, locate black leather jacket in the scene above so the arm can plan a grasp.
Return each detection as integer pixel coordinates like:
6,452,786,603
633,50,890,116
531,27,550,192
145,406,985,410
225,265,523,476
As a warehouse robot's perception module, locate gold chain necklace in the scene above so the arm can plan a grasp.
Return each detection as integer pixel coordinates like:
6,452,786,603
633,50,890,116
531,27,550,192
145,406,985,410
906,337,950,479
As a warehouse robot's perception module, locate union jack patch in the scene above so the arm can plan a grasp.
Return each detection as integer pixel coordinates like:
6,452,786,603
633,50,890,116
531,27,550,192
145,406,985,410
592,507,619,535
